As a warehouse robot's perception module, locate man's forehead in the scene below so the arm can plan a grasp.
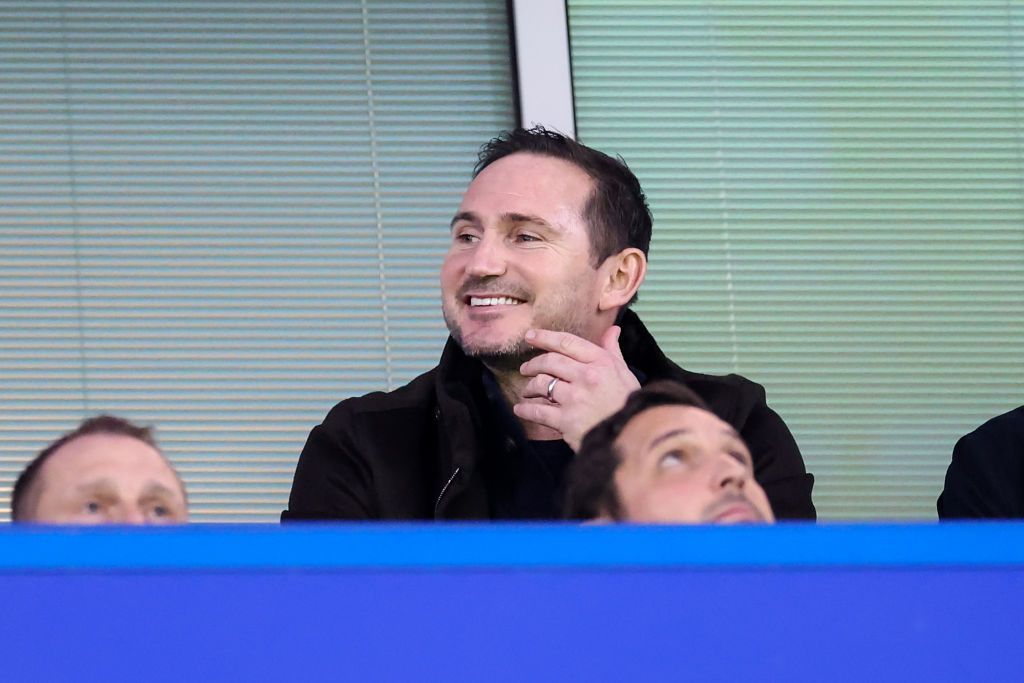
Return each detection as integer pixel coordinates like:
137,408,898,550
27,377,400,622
43,433,172,477
464,153,594,202
617,405,736,452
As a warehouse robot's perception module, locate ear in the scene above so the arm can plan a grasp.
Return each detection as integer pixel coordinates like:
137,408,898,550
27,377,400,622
598,247,647,312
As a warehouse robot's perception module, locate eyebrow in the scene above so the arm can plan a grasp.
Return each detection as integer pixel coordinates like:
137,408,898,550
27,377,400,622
75,478,118,493
450,211,561,233
74,479,179,500
649,428,691,450
139,483,178,499
450,211,478,229
648,426,744,450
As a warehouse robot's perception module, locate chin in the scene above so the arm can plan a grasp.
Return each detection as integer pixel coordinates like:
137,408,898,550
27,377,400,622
462,336,539,372
446,312,523,354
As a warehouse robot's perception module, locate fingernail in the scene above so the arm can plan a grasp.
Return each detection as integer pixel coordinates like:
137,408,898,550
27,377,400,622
525,329,536,340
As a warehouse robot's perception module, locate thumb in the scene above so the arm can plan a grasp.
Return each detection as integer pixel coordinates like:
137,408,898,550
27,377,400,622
601,325,625,360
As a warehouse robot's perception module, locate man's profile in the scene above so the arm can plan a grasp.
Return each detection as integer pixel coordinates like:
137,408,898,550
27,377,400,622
565,381,774,524
11,415,188,524
285,126,813,521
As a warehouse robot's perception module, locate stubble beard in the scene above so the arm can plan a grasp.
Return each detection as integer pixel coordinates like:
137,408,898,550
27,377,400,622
445,321,538,373
442,284,595,375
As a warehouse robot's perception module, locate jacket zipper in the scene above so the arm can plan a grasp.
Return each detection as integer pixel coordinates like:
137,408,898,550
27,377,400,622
434,466,461,518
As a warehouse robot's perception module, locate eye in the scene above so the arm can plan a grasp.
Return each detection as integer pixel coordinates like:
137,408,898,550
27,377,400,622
84,500,102,514
728,449,752,467
658,451,686,469
152,505,169,518
450,225,478,243
515,232,540,243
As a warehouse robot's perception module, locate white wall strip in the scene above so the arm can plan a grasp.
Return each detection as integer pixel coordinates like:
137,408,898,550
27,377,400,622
511,0,576,137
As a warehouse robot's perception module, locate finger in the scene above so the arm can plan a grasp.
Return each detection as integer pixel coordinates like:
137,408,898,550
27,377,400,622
600,325,625,362
520,373,559,400
520,352,584,382
512,400,564,432
524,328,603,363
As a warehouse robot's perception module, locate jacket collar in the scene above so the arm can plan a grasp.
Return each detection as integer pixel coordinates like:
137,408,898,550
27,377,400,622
430,338,488,517
616,308,681,380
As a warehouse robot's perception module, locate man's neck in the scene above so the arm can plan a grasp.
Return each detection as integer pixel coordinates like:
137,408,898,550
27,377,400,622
489,366,562,441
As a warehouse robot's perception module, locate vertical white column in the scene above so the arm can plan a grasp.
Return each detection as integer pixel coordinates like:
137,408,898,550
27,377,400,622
510,0,576,138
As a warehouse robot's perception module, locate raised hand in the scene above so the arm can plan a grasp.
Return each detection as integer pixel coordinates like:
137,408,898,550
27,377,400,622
513,325,640,451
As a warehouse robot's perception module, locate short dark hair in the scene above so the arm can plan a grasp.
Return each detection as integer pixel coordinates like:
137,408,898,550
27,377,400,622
475,126,653,265
11,415,166,521
564,381,710,521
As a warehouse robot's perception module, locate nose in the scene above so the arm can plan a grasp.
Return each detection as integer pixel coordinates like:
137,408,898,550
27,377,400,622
115,506,147,525
465,234,507,278
712,454,749,491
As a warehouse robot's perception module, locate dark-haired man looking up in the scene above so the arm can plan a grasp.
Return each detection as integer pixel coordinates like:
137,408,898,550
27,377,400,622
12,415,188,524
285,126,814,521
565,381,774,524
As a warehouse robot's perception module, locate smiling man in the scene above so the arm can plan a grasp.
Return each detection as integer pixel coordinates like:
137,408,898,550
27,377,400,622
284,127,814,521
565,381,774,524
12,415,188,525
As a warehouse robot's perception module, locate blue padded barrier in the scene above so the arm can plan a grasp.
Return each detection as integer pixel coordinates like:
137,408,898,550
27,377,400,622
1,523,1020,682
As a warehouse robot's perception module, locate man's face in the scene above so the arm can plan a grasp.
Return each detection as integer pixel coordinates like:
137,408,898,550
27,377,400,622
611,405,775,524
29,433,188,524
441,152,609,370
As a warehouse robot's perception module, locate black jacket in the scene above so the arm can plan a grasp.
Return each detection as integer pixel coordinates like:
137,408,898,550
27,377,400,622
284,310,816,520
938,406,1024,518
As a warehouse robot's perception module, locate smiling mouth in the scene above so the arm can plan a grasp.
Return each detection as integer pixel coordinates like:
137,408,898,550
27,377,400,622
467,296,525,307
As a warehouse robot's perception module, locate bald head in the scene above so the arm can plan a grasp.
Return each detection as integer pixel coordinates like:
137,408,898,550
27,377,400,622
13,416,188,524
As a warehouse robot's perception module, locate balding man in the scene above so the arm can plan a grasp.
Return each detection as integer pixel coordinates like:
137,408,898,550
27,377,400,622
12,415,188,524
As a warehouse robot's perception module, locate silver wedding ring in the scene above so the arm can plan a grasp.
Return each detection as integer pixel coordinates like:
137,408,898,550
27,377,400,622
546,376,559,402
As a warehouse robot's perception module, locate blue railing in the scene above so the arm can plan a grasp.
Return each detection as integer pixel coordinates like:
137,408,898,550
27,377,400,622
0,522,1022,569
3,523,1021,682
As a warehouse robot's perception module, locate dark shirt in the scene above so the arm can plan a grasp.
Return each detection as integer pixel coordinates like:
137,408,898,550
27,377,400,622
478,369,575,519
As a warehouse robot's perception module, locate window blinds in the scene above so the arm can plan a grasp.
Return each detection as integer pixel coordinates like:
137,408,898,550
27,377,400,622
568,1,1024,519
0,0,515,521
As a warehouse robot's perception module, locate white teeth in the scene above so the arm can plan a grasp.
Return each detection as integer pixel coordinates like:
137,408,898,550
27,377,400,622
470,296,521,307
